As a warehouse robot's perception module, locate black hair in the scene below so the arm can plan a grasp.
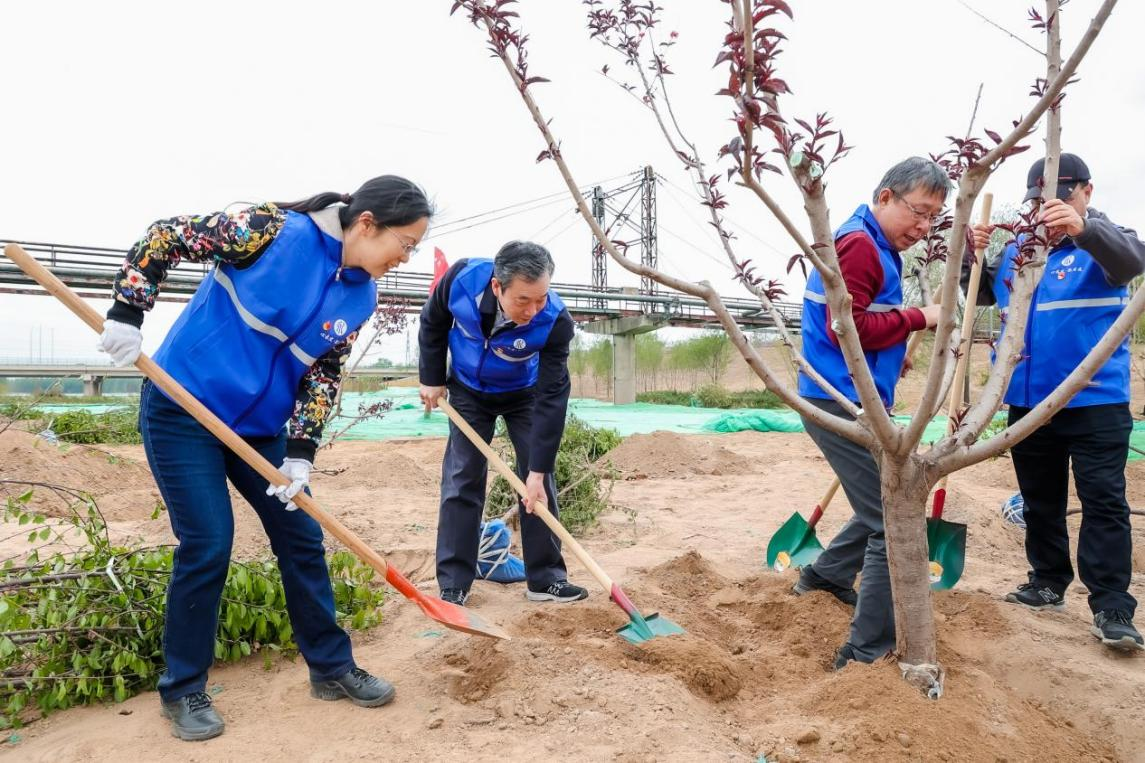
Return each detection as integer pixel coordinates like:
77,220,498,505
493,241,556,287
276,175,434,229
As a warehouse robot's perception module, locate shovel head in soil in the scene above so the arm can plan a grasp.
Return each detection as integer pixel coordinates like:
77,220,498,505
611,583,684,645
766,512,825,572
926,517,967,591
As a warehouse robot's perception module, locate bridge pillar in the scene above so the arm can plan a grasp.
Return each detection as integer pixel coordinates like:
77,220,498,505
581,314,665,405
81,374,104,397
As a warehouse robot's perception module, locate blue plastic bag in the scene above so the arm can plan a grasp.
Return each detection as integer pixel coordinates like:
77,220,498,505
477,518,527,583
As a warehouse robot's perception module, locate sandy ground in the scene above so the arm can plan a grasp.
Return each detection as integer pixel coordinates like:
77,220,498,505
2,419,1144,762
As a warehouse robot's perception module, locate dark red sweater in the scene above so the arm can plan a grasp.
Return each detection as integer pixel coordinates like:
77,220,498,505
827,232,926,350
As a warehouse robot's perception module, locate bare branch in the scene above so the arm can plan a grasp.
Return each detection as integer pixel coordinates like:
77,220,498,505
956,0,1044,55
974,0,1117,171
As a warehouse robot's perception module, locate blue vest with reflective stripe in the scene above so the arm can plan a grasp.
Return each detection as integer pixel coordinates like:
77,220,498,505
993,237,1130,408
447,259,564,394
797,204,907,407
152,210,378,437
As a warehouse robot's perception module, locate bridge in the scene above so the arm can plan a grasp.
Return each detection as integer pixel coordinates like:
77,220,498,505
0,237,802,403
0,360,417,396
0,240,800,330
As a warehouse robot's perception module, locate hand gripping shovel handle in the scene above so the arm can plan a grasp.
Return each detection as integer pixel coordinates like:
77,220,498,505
4,243,510,639
933,192,994,520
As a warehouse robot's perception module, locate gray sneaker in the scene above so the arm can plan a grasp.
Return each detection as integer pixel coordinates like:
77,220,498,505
1091,610,1145,652
160,691,225,742
311,667,396,708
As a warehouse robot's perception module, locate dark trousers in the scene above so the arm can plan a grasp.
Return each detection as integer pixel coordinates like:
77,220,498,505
1009,403,1136,616
435,380,566,591
800,397,894,662
140,382,354,702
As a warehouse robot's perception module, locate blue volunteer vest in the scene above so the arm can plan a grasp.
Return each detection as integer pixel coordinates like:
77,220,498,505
447,259,565,393
152,210,378,437
993,236,1130,408
797,204,908,407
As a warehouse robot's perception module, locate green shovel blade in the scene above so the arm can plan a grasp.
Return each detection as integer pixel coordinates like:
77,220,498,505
927,517,967,591
617,612,686,645
766,512,825,572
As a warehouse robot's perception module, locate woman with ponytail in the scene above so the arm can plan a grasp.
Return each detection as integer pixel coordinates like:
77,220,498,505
99,175,432,741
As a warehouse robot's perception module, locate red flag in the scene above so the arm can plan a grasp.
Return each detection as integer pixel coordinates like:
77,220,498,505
430,247,449,292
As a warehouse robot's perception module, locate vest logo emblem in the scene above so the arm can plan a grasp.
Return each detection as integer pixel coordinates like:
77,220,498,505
1061,255,1075,267
513,338,527,350
333,319,348,337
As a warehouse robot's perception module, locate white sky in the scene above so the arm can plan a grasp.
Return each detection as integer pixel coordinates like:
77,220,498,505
2,0,1141,365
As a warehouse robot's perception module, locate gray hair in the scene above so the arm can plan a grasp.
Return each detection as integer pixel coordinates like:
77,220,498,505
871,157,951,204
493,240,555,287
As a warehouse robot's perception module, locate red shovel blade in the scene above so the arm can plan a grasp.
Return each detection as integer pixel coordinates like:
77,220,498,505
384,567,510,640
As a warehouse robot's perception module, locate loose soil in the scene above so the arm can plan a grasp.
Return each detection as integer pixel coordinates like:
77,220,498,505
2,419,1143,761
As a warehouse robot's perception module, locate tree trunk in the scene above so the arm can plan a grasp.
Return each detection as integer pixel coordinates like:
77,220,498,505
880,456,944,698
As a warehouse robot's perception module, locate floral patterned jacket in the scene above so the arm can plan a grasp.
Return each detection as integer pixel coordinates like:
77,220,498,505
107,203,358,461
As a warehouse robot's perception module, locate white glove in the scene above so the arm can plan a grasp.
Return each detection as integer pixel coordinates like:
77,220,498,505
97,320,143,367
265,457,312,511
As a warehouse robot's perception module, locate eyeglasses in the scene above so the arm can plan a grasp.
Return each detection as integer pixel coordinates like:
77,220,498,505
384,225,420,257
893,192,943,225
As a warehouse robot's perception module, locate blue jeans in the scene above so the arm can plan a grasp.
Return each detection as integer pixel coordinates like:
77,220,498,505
140,382,355,702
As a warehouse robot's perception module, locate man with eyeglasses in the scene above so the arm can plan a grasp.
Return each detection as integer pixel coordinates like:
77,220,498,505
418,241,588,608
965,153,1145,651
792,156,945,669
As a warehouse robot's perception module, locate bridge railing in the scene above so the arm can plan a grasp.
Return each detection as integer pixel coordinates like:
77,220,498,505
1,239,803,330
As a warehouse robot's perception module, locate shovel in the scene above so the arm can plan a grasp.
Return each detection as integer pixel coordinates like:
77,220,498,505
4,242,510,641
765,327,930,573
765,477,839,572
437,398,683,645
927,193,993,590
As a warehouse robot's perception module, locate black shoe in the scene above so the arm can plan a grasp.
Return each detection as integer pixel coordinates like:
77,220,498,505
792,567,858,607
310,667,396,708
832,644,857,671
1004,582,1065,611
440,588,469,606
526,580,589,603
160,691,225,742
1091,610,1145,652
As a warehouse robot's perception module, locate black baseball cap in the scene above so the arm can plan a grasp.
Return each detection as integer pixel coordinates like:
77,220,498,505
1023,153,1091,202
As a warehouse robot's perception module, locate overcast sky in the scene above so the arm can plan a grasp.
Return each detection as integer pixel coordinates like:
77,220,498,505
2,0,1141,365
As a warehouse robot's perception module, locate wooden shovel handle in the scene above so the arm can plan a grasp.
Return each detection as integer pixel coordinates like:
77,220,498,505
436,397,615,594
3,242,391,577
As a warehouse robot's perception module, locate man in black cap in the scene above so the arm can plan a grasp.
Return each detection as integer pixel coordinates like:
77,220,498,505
966,152,1145,651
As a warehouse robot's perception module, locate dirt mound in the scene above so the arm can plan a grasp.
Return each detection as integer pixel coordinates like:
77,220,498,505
441,640,511,704
807,661,1115,762
316,449,436,491
603,431,752,478
624,635,743,701
0,429,157,518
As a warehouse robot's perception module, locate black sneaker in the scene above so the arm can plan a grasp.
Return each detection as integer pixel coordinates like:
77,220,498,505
832,644,857,671
1091,610,1145,652
440,588,469,606
792,567,858,607
1004,582,1065,611
160,691,225,742
310,667,396,708
526,580,589,603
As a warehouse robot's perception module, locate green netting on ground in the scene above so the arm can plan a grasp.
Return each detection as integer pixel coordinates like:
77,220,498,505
702,409,1005,444
17,391,1143,459
329,389,1059,449
331,389,757,439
